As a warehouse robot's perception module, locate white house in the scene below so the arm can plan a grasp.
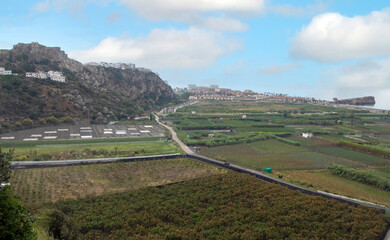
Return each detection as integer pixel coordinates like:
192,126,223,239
301,132,313,138
0,67,12,75
26,71,48,79
48,71,65,82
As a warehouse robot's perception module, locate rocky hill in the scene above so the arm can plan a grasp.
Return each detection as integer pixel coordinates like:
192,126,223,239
333,96,375,106
0,42,175,128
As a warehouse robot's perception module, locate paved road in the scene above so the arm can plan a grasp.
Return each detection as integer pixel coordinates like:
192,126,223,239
154,114,193,154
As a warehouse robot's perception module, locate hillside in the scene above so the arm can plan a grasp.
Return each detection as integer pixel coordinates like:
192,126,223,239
0,42,175,128
333,96,376,106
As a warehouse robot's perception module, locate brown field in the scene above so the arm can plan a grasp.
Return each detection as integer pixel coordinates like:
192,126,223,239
10,158,227,208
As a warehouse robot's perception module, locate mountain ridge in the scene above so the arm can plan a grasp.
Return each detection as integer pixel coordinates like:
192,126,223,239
0,42,175,129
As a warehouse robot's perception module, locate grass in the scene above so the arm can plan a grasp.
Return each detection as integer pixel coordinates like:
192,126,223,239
7,140,183,161
247,139,304,153
315,147,390,166
275,169,390,207
10,158,227,208
178,101,352,114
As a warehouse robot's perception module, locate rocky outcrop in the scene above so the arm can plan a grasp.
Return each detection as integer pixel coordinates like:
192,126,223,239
0,42,176,123
333,96,375,106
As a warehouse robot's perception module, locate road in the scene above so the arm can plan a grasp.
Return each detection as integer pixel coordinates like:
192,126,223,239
10,154,181,169
154,113,193,154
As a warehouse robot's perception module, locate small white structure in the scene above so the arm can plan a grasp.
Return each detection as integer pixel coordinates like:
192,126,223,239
1,183,11,188
301,132,313,138
242,115,247,119
0,67,13,75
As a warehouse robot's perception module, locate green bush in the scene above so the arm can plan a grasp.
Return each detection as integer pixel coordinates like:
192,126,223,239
339,140,390,159
328,164,390,191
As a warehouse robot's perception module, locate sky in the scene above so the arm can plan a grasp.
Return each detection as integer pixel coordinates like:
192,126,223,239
1,0,390,109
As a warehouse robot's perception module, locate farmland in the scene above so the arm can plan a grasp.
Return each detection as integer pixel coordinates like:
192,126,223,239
42,172,389,239
10,158,226,208
7,139,183,161
162,100,390,206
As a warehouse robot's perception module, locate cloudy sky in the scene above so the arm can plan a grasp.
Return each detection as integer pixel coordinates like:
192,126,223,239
1,0,390,108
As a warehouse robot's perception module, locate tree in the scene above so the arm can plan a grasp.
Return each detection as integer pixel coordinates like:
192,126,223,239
0,146,12,183
22,118,34,127
0,146,37,240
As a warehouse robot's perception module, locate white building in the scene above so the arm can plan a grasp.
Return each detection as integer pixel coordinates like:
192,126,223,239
26,71,48,79
0,67,13,75
301,132,313,138
48,71,66,82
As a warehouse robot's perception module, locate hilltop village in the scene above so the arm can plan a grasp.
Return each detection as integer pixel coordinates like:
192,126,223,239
175,84,324,103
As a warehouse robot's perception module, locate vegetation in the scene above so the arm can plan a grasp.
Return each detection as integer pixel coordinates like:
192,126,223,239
200,139,363,171
0,146,37,239
275,169,390,206
44,172,389,239
11,158,226,208
8,140,182,161
166,100,390,206
328,164,390,191
339,140,390,159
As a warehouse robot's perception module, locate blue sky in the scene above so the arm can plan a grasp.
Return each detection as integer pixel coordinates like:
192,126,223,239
1,0,390,108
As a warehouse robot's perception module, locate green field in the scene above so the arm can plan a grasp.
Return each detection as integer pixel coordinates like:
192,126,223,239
315,147,390,166
11,158,226,208
177,101,354,114
200,139,364,171
5,139,183,161
41,172,389,239
276,169,390,207
247,139,305,153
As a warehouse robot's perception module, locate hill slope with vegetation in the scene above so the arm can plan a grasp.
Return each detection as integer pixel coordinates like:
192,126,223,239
0,42,175,129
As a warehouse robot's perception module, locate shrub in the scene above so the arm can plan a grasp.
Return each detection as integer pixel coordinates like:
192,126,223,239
328,164,390,191
22,118,34,127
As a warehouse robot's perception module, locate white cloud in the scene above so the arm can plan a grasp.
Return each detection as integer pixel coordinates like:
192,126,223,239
106,11,120,23
198,17,248,32
120,0,264,17
32,0,85,17
259,63,299,75
269,1,327,18
320,59,390,108
291,8,390,62
119,0,265,32
69,28,241,70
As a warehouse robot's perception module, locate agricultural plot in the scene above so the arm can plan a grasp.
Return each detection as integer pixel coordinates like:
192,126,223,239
9,140,183,161
0,124,165,142
10,158,227,208
276,169,390,207
177,101,351,114
315,147,390,166
200,140,364,171
43,172,389,239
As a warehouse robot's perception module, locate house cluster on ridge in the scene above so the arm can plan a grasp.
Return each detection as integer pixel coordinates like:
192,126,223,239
26,70,66,82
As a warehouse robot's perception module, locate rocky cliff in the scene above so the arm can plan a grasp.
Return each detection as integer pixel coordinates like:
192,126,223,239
333,96,375,106
0,42,175,125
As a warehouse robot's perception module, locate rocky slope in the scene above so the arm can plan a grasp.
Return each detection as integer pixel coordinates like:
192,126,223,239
333,96,375,106
0,42,175,125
